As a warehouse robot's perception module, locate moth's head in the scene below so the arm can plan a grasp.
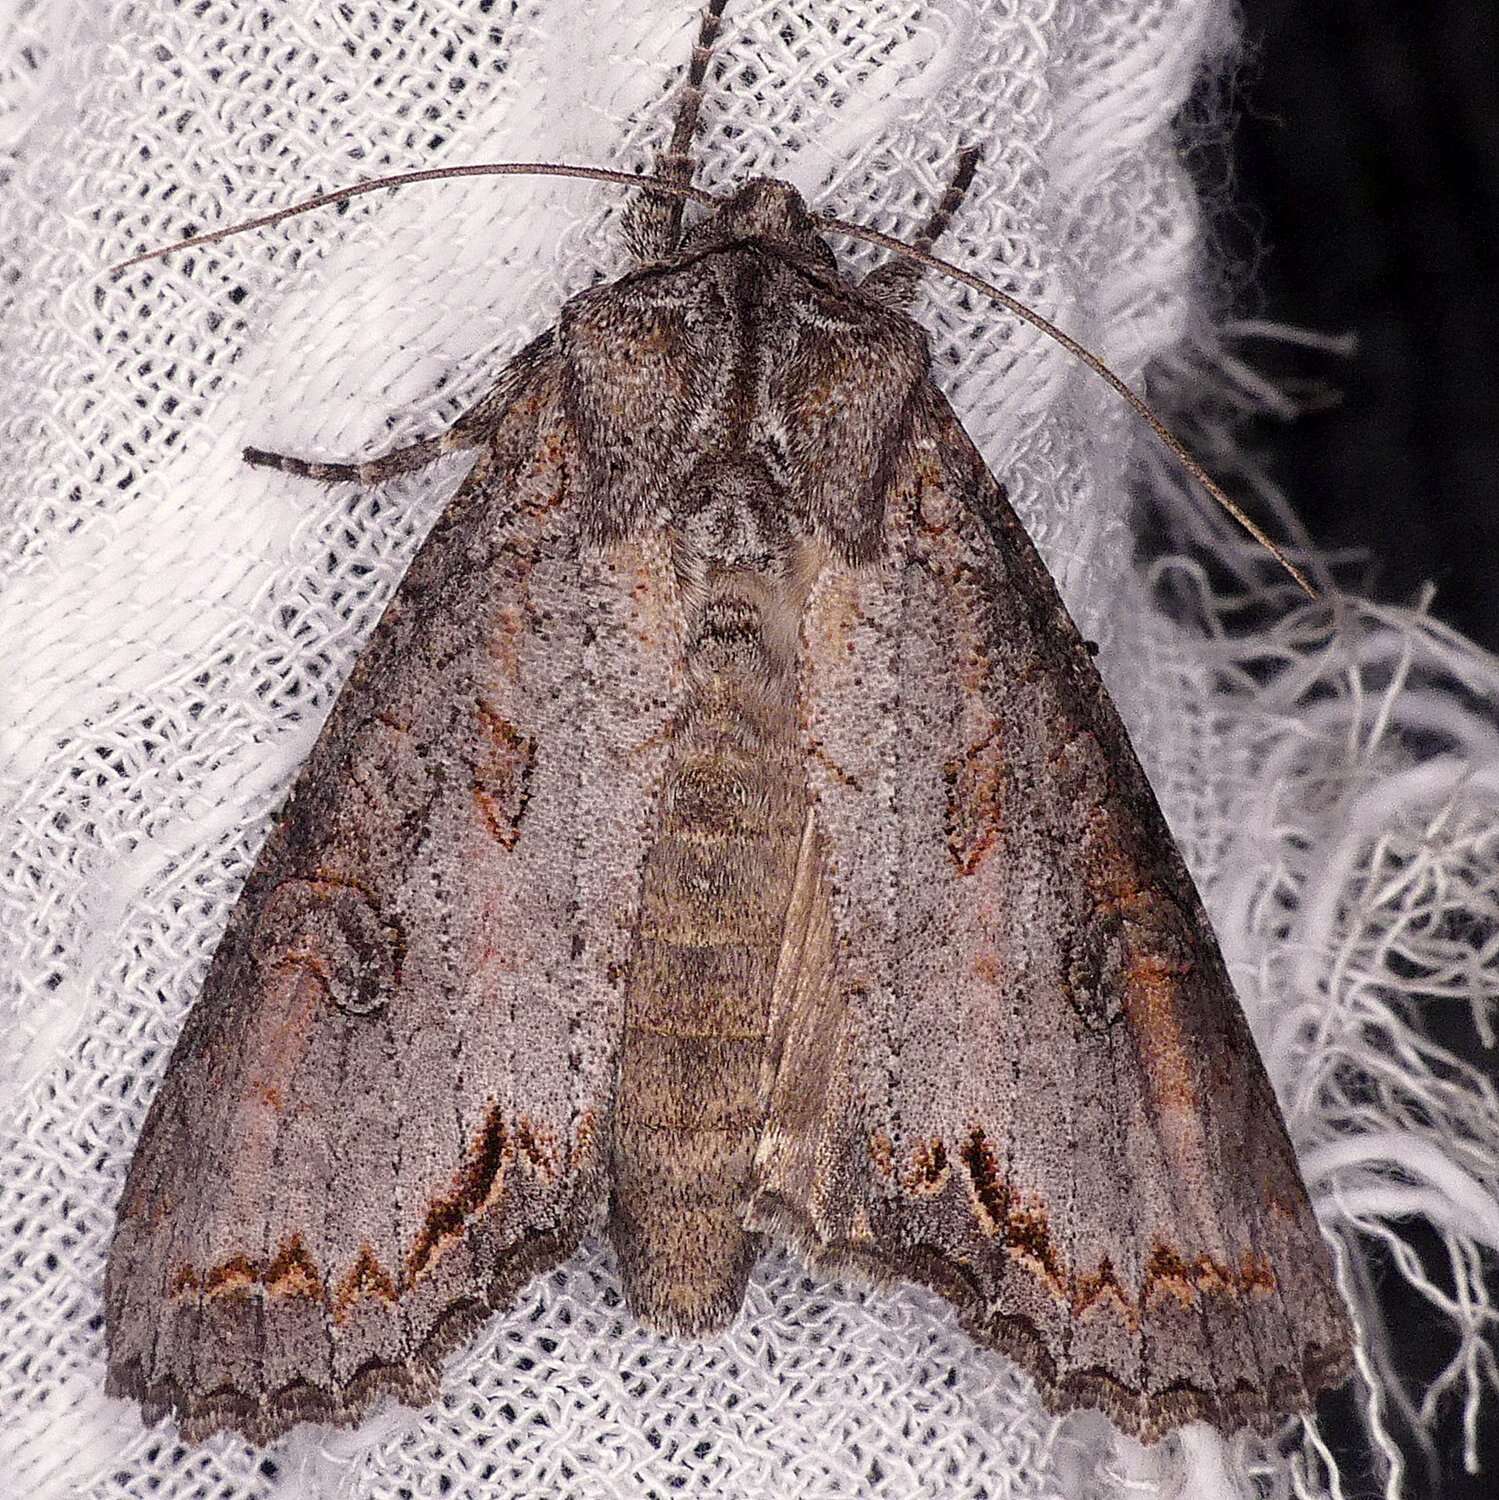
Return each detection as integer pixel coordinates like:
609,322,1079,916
680,178,837,272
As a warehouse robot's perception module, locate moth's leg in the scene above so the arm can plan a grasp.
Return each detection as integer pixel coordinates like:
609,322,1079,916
244,431,451,486
242,330,553,484
859,146,983,310
622,0,731,263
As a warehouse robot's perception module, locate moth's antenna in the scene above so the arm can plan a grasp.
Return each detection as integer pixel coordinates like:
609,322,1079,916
817,208,1316,598
106,164,717,274
107,160,1314,597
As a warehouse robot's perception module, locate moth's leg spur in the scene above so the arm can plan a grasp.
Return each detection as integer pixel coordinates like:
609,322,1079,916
242,330,555,484
860,146,983,310
623,0,732,263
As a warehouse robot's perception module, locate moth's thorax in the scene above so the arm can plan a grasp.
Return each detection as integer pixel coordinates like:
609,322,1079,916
561,226,930,563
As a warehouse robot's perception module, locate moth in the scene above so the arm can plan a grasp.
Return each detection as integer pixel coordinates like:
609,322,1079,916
105,0,1353,1447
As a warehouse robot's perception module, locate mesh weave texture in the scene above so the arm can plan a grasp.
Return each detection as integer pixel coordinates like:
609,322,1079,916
3,2,1498,1497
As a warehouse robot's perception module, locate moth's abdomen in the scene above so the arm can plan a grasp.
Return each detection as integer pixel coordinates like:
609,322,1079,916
608,477,812,1335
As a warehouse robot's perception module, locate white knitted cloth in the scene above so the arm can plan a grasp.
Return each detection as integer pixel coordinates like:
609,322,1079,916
3,2,1497,1498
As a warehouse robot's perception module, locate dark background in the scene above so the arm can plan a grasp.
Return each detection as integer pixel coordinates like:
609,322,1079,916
1232,0,1499,652
1230,2,1497,1493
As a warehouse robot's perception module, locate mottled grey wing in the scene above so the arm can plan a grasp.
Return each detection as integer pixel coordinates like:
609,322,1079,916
748,385,1352,1441
106,362,687,1443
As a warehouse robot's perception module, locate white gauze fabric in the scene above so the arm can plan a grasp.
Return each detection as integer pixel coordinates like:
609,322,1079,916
3,2,1498,1498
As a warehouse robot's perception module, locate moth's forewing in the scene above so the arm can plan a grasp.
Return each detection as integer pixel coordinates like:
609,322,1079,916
105,368,688,1442
747,383,1352,1441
